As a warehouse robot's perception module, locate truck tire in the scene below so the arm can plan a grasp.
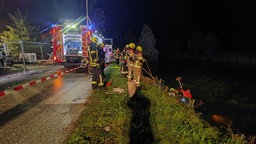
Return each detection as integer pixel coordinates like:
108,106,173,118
0,60,3,70
6,60,14,66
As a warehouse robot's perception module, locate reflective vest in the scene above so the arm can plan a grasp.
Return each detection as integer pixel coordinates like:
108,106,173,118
88,42,99,67
134,53,144,68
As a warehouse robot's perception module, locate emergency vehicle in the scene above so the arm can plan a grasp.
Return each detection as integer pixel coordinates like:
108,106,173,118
51,23,92,68
0,42,14,70
102,38,113,63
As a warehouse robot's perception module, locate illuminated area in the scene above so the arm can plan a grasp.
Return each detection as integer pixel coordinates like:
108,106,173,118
62,33,82,56
51,17,92,63
52,75,63,92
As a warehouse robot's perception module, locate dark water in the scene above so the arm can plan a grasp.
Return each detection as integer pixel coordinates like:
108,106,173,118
151,56,256,136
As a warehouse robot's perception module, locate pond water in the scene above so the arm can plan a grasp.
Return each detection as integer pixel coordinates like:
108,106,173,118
153,56,256,136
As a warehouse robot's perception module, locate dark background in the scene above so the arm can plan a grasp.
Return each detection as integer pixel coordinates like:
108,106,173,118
1,0,256,54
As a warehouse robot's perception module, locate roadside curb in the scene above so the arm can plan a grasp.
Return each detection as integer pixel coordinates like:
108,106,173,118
0,67,80,97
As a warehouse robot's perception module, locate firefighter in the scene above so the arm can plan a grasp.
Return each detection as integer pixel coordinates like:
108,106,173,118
127,42,135,81
133,45,145,87
88,36,104,89
98,43,106,76
119,44,129,76
114,48,120,64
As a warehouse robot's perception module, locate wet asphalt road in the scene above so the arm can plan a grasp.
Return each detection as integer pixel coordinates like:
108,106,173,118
0,64,65,91
0,68,92,144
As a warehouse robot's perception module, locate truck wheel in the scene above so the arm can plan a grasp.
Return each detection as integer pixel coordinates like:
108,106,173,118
6,60,14,66
0,61,3,70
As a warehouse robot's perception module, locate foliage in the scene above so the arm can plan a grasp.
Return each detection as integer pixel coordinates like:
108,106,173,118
66,63,252,144
0,9,39,57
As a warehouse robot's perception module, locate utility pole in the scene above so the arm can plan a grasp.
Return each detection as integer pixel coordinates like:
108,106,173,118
19,40,27,72
86,0,89,26
85,0,92,27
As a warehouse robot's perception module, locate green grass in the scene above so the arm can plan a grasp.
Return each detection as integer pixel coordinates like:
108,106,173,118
65,64,254,144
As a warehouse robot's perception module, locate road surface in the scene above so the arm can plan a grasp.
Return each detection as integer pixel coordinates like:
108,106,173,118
0,70,92,144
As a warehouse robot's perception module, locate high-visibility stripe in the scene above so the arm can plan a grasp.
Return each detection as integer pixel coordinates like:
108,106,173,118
92,81,97,84
0,91,5,97
98,75,104,86
41,77,47,82
134,65,141,68
14,85,23,91
90,50,96,54
29,81,36,85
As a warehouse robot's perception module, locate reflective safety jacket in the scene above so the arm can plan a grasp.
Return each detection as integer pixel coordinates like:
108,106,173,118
88,42,99,67
114,50,120,58
126,48,134,66
98,47,105,64
134,52,144,68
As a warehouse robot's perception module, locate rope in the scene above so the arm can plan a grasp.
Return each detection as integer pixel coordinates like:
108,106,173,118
142,60,167,88
142,60,158,84
145,60,153,78
142,67,155,81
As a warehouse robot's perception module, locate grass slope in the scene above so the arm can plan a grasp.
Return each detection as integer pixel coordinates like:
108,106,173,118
66,64,253,144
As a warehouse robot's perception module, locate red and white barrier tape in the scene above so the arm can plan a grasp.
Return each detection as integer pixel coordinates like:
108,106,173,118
0,67,79,97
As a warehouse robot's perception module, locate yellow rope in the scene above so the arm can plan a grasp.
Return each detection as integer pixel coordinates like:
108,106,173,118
144,60,155,81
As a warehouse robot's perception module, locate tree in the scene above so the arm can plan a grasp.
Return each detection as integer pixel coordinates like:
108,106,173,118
0,9,39,57
138,24,158,75
138,24,158,62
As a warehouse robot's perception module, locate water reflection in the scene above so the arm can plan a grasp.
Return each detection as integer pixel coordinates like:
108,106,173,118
156,57,256,136
211,114,230,125
52,77,63,91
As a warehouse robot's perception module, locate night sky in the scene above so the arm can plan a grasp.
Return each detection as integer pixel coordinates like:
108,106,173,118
1,0,256,53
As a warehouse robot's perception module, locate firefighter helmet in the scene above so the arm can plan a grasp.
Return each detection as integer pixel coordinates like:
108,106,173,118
99,43,105,47
129,43,135,49
136,45,143,52
91,37,98,43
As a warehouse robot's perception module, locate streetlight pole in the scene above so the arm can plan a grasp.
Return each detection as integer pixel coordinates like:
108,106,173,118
86,0,89,27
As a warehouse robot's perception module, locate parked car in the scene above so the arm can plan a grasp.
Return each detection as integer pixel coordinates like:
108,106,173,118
0,48,14,70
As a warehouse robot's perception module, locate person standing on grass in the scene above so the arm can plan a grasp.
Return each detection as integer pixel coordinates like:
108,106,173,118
127,42,135,81
98,43,106,76
88,36,104,89
114,48,120,64
133,45,145,87
119,44,129,76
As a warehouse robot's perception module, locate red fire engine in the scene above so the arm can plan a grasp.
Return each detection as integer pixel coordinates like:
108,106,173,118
51,23,92,68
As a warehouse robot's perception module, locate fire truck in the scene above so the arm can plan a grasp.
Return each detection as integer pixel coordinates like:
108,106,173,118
51,23,92,68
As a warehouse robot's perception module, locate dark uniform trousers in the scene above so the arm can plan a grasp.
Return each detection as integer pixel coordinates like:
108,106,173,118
91,65,104,89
